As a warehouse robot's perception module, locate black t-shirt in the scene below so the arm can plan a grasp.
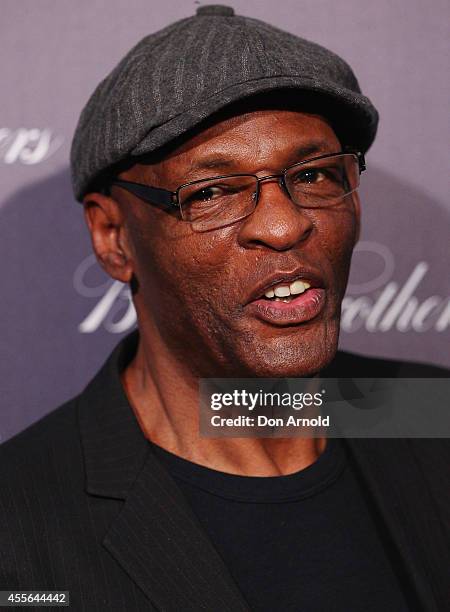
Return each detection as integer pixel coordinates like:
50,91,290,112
149,439,411,611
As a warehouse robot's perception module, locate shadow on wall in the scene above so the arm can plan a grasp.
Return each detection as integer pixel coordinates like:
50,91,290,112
0,168,123,444
0,165,449,442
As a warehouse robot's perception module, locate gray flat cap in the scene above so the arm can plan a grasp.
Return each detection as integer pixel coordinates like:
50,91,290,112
71,4,378,201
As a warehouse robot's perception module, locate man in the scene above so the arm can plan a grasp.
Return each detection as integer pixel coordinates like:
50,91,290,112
0,6,448,611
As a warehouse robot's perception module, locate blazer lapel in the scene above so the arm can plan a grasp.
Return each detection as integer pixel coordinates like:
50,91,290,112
344,438,449,612
78,333,249,611
102,450,249,612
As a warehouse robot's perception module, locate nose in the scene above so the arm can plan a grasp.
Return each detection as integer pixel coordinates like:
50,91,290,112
237,177,314,251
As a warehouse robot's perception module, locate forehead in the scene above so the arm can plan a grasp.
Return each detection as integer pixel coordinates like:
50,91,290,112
133,109,341,183
178,109,337,154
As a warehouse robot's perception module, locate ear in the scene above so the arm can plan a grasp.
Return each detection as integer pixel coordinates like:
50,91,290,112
83,191,134,283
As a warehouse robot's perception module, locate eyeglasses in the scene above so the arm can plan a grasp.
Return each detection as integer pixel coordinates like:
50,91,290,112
110,151,365,232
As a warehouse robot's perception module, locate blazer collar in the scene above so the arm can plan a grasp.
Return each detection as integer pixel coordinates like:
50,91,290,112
77,331,250,611
77,330,148,499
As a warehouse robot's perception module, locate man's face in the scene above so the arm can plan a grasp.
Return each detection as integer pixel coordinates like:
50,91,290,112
114,109,360,377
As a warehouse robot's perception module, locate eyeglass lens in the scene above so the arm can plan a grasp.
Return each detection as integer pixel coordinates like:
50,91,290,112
178,154,360,232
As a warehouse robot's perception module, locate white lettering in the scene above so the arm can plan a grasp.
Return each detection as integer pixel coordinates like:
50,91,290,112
340,296,373,331
365,283,397,331
436,301,450,332
0,128,63,164
75,255,137,333
378,262,428,331
411,296,444,332
257,416,283,427
396,297,418,331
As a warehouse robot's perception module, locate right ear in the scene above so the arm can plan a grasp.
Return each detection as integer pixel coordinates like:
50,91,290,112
82,191,134,284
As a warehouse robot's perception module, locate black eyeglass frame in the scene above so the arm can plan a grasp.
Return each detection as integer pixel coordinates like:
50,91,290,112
107,150,365,214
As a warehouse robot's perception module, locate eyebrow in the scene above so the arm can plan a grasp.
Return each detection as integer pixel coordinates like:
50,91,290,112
294,140,335,159
188,140,336,174
191,157,235,171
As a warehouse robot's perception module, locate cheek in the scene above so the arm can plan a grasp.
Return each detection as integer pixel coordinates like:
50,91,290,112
314,204,358,287
129,211,237,319
174,229,243,323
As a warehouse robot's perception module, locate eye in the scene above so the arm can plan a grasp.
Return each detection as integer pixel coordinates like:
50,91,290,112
293,168,325,184
179,176,257,212
185,185,225,203
290,163,344,187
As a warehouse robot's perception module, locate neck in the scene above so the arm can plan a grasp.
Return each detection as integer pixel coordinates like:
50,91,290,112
122,327,326,476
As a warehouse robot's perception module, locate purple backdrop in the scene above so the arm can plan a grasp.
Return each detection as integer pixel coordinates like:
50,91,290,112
1,0,449,443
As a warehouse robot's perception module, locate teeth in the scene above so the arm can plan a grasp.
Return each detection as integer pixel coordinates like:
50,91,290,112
274,286,291,297
264,280,311,299
290,280,310,294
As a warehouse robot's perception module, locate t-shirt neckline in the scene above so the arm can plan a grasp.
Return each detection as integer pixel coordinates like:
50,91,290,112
148,438,346,503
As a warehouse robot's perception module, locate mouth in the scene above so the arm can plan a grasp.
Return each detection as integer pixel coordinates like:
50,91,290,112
244,270,327,326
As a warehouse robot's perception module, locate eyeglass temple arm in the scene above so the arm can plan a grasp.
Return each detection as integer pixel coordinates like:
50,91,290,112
358,153,366,173
109,179,178,209
341,147,366,173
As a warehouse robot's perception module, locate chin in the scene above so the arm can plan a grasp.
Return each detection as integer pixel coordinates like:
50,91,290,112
230,320,340,378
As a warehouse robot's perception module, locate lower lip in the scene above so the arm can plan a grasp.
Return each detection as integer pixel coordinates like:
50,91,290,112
246,288,326,326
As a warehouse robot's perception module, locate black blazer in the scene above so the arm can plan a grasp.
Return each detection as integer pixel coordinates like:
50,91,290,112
1,333,449,611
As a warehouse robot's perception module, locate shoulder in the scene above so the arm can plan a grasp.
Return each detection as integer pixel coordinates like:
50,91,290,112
0,396,91,586
325,349,449,377
0,397,80,469
331,352,450,522
0,396,84,508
